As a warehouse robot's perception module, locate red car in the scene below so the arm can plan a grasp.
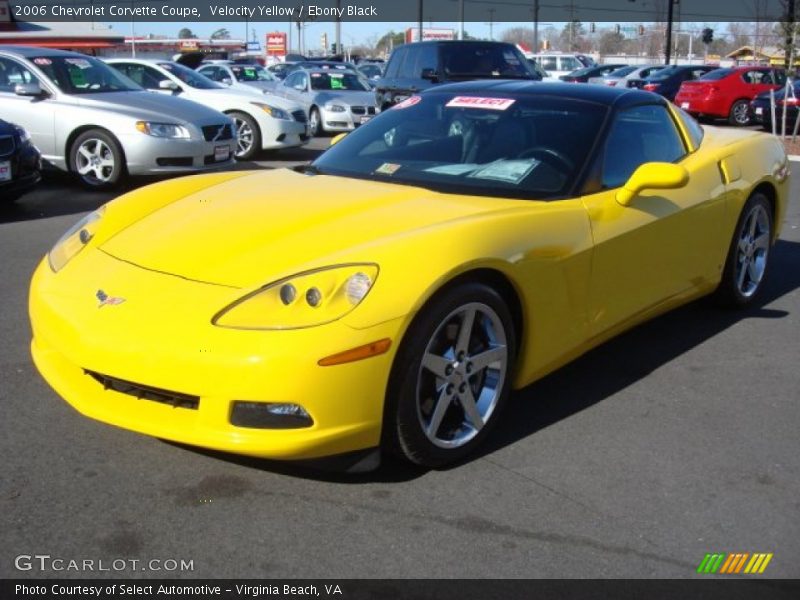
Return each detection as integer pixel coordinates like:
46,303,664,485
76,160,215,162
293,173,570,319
674,66,786,125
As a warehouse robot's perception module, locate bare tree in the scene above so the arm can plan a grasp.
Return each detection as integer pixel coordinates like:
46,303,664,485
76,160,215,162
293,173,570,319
501,27,534,47
598,30,626,55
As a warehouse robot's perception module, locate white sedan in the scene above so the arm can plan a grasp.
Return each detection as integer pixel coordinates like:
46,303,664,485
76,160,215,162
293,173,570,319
107,59,309,160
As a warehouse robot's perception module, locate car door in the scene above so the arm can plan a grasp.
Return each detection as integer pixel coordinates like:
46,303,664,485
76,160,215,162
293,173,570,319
581,103,727,336
0,56,57,159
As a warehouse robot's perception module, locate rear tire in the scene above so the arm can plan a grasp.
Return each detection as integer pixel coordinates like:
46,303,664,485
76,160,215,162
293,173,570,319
384,282,516,468
728,99,751,126
713,193,773,307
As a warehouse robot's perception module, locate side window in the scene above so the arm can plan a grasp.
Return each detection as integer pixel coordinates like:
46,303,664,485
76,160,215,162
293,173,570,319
397,46,420,78
418,44,438,75
540,57,557,71
691,69,708,80
742,70,763,84
140,65,169,90
298,73,308,90
774,69,787,85
0,57,39,92
561,57,581,71
198,66,214,80
284,72,301,88
601,105,687,189
384,48,405,79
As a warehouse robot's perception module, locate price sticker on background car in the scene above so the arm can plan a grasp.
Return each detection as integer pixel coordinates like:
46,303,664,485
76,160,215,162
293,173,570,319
445,96,516,110
393,96,421,109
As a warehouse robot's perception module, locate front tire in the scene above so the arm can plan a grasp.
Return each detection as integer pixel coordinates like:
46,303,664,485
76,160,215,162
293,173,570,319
714,193,773,307
70,129,125,189
385,282,516,468
728,99,751,126
308,107,322,137
230,111,261,161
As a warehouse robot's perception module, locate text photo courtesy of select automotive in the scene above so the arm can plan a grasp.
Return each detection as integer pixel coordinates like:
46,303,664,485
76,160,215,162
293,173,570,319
2,0,800,587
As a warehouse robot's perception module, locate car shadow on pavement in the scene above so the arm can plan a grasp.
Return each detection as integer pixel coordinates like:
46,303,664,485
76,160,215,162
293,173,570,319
475,238,800,462
164,239,800,483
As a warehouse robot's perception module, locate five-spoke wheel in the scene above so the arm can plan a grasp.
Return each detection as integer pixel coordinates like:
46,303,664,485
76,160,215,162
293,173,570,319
386,283,515,467
70,129,124,189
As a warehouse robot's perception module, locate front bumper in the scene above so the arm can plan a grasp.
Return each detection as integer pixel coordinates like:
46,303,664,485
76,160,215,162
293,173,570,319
29,252,402,460
0,142,42,198
119,133,237,176
254,114,309,150
320,108,377,133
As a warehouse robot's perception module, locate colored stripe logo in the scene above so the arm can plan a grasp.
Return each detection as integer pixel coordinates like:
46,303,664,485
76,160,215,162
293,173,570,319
697,553,773,574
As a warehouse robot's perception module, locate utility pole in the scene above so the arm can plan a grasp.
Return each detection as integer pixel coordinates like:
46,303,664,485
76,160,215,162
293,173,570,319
336,0,341,56
488,8,496,41
532,0,540,52
459,0,465,40
418,0,423,43
665,0,675,65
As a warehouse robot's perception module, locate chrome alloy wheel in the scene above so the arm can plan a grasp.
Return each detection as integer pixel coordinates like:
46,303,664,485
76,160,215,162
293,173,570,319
732,100,750,125
309,109,320,136
735,203,771,297
416,302,508,449
75,138,115,184
234,117,254,157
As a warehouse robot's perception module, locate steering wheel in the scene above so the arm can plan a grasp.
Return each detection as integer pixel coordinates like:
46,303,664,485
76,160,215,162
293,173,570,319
517,146,575,173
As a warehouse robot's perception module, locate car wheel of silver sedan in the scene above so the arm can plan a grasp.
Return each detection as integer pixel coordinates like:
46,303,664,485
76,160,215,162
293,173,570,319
309,107,321,137
229,111,261,161
70,129,125,189
714,193,773,307
385,282,516,467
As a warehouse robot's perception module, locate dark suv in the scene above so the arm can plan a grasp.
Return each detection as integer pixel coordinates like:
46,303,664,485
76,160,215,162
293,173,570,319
374,40,539,109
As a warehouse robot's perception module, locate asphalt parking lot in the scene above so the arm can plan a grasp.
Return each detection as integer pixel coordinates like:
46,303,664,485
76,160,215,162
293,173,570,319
1,137,799,579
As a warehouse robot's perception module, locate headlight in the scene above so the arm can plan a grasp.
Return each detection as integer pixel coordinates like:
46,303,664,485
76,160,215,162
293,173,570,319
135,121,190,139
251,103,290,120
15,126,31,144
213,264,378,330
324,104,346,113
48,208,105,272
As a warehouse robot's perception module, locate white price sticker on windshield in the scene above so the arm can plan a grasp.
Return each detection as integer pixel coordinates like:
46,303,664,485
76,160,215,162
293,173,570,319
446,97,515,110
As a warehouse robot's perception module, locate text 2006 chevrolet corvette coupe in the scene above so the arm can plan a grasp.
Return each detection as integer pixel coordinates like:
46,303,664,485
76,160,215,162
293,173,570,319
30,82,788,470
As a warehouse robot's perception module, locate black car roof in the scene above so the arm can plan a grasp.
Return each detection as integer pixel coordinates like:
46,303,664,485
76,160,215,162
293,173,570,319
427,80,665,109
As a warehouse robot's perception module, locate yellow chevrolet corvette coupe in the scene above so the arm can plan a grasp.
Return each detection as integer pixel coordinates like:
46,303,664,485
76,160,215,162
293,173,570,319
30,82,788,470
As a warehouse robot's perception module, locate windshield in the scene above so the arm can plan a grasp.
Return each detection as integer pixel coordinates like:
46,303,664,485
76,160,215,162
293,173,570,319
232,65,274,82
647,66,681,81
310,71,370,91
700,68,734,81
313,92,607,199
358,64,383,78
608,65,637,77
440,44,535,79
158,62,222,89
32,56,141,94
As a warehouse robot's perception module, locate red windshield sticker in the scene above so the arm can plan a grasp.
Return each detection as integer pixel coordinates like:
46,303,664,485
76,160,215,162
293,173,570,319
446,96,516,110
393,95,421,109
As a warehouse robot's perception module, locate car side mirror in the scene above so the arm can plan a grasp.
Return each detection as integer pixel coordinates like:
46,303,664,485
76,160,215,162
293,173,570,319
616,162,689,206
294,84,305,91
421,68,439,82
221,77,233,86
15,82,44,97
158,80,179,91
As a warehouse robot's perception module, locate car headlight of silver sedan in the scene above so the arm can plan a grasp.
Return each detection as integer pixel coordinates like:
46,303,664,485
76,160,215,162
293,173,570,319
324,104,347,113
251,103,291,120
213,264,378,330
135,121,191,139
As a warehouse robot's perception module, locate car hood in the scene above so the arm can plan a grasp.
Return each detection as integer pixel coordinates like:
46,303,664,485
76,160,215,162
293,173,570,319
312,90,377,107
100,169,506,288
74,91,226,124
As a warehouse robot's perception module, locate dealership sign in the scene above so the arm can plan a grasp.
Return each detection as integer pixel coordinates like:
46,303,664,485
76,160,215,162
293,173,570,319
266,32,287,56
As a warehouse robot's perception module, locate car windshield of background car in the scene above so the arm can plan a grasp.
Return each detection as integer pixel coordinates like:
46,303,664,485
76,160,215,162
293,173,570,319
232,65,273,82
32,56,141,94
310,72,370,91
159,62,222,89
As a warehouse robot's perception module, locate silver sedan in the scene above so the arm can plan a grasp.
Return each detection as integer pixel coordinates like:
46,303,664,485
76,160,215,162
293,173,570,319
272,68,379,136
0,46,236,189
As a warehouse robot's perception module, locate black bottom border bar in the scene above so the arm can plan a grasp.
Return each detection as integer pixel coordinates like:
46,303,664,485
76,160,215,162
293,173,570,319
3,579,800,600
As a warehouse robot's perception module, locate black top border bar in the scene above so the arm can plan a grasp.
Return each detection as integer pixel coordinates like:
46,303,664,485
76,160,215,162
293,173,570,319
4,0,795,23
